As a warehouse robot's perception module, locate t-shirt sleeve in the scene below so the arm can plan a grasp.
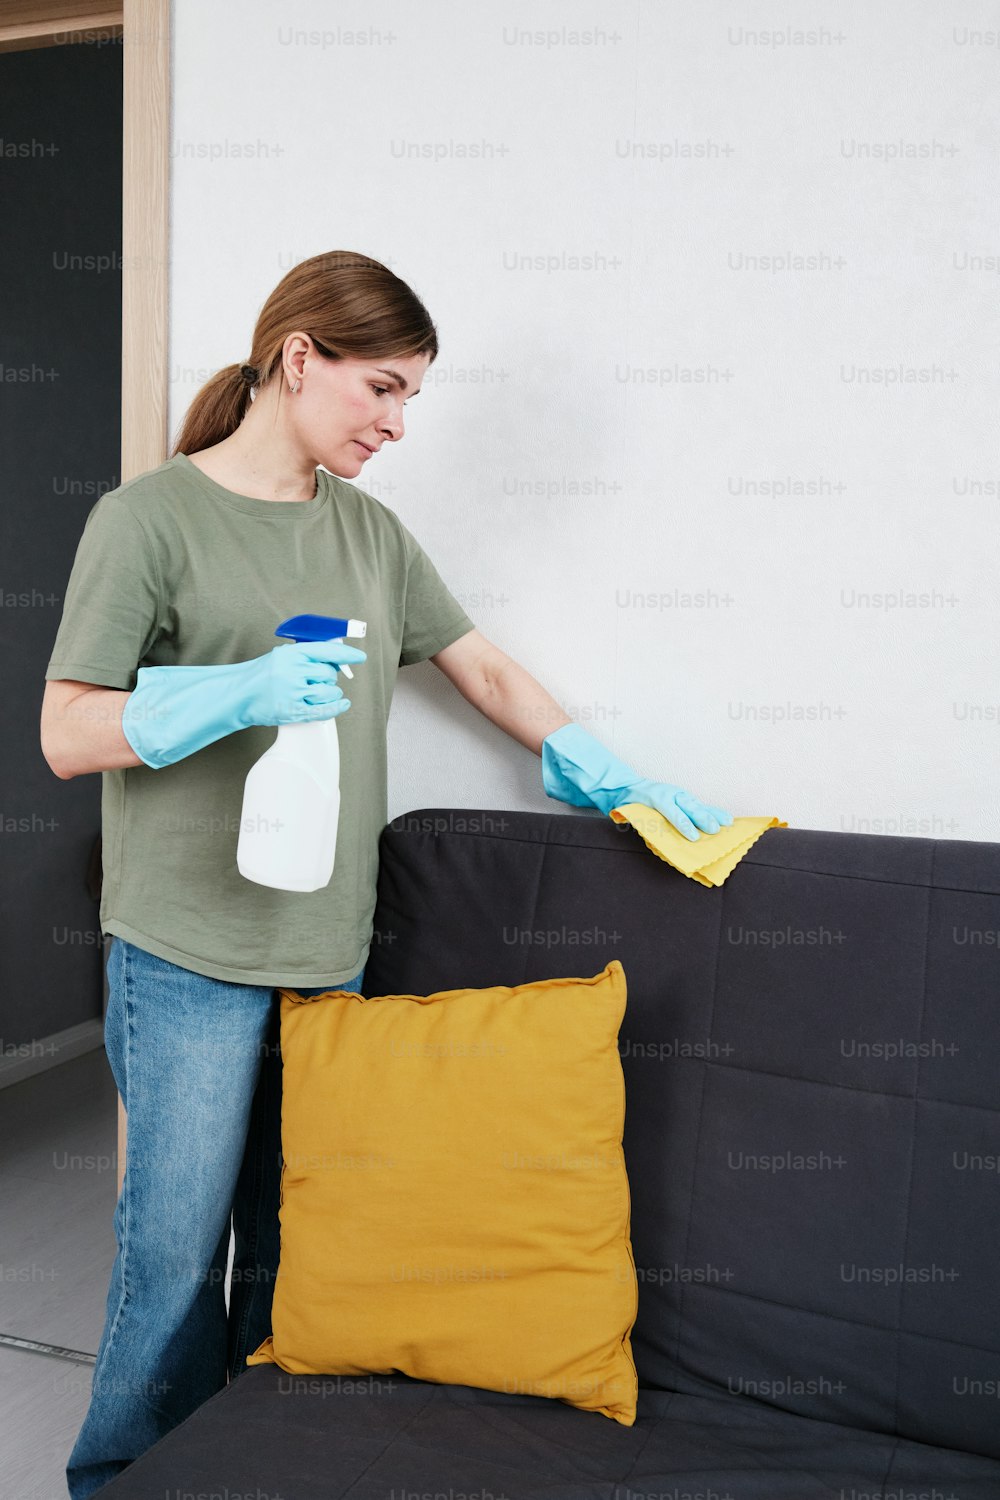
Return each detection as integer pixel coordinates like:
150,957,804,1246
396,519,476,667
44,496,163,691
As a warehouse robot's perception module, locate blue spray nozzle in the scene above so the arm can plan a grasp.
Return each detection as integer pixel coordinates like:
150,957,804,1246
275,613,366,644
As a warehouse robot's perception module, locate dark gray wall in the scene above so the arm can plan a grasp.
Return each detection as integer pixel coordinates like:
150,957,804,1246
1,37,123,1048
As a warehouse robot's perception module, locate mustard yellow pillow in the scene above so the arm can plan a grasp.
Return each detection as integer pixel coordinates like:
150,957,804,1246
246,959,639,1425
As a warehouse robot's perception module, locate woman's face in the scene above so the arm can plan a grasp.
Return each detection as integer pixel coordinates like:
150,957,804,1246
296,349,432,479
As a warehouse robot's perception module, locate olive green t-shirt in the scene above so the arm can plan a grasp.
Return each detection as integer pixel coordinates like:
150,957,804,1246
44,452,476,986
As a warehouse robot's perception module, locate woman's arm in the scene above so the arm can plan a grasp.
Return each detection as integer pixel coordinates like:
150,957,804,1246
41,680,144,779
430,629,571,755
432,629,733,838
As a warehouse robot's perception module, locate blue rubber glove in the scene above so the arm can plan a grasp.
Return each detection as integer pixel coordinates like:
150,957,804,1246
121,639,367,770
541,721,734,842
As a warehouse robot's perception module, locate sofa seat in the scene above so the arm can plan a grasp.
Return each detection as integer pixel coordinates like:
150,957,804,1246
98,1361,1000,1498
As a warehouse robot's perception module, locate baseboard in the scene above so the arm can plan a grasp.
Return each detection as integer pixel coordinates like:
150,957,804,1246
0,1018,105,1089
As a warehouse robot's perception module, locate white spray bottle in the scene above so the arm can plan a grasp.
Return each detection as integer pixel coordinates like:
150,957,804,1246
236,612,366,893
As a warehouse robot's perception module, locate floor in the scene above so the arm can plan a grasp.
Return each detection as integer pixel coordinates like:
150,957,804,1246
0,1043,234,1500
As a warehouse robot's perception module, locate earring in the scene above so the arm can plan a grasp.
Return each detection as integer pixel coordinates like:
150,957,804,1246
290,379,301,394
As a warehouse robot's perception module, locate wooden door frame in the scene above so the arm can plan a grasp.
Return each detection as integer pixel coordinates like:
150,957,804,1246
3,0,170,1195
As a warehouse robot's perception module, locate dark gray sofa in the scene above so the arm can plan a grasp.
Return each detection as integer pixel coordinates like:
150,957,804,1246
98,806,1000,1498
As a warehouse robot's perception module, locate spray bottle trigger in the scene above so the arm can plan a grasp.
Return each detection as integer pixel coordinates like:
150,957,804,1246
274,613,367,681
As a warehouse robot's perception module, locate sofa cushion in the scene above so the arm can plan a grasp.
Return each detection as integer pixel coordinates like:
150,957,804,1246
246,959,639,1425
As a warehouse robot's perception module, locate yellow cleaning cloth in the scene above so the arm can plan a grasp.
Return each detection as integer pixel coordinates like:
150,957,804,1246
608,805,788,888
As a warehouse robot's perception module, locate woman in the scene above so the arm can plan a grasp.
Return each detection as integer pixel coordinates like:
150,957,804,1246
41,250,732,1498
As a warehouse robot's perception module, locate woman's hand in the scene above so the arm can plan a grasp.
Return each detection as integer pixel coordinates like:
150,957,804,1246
540,722,734,842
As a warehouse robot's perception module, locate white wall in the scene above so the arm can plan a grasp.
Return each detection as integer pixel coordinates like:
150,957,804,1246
170,0,998,842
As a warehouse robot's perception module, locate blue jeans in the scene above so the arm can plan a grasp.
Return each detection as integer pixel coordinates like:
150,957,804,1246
65,935,365,1500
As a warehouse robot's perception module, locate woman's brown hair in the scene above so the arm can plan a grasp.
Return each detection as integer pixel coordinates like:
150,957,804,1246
169,251,438,458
